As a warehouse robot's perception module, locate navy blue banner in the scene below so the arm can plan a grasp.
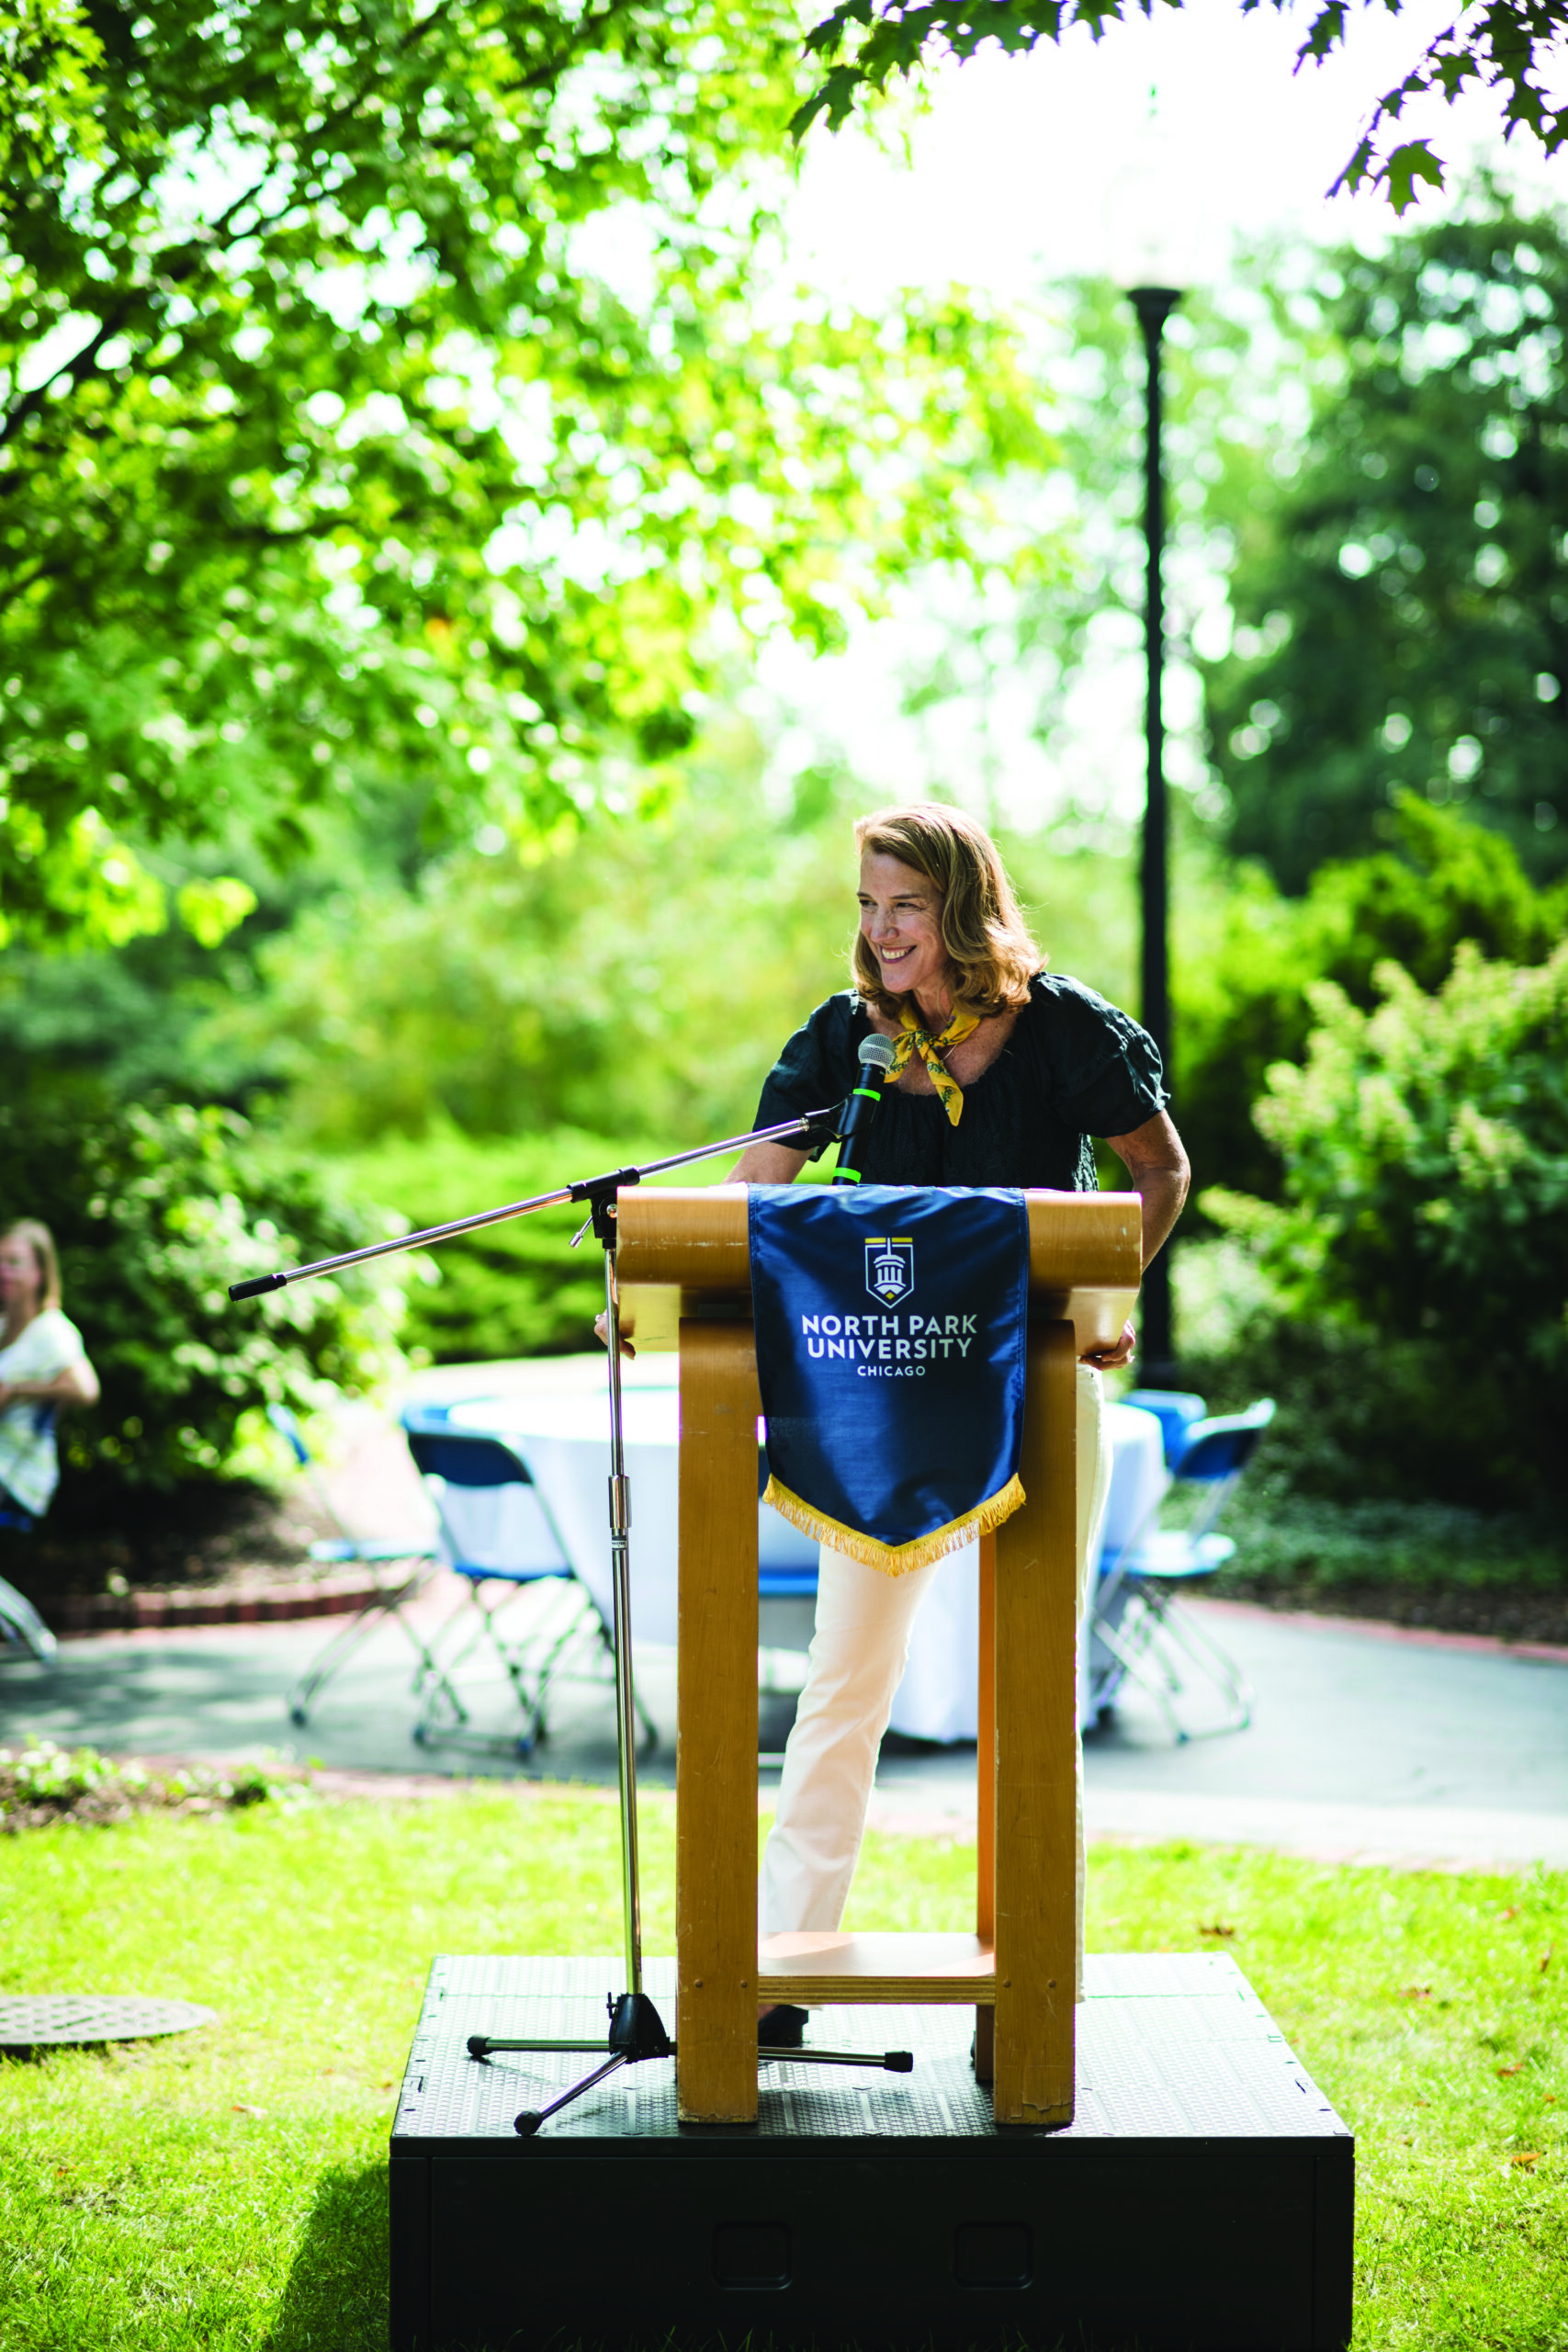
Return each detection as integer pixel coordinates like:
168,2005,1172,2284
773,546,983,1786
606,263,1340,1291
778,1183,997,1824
749,1185,1029,1575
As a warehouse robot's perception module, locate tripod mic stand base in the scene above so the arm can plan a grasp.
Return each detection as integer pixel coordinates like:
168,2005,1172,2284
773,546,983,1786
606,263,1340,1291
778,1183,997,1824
609,1990,672,2062
468,1981,911,2134
512,1985,671,2137
470,1989,676,2135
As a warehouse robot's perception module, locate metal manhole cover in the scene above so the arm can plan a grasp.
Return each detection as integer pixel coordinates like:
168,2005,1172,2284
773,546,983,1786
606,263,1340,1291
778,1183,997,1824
0,1996,216,2047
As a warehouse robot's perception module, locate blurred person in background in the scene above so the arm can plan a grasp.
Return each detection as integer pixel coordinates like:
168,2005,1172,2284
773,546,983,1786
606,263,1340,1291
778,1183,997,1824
0,1219,98,1521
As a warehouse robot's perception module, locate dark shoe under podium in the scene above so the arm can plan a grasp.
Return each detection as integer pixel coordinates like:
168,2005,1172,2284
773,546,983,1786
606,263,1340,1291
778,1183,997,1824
389,1951,1353,2352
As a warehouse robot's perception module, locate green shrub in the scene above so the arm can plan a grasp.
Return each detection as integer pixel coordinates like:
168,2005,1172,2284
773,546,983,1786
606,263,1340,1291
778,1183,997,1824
0,1737,309,1829
1201,940,1568,1506
1174,795,1568,1209
1215,1481,1566,1608
334,1125,684,1363
0,1094,405,1497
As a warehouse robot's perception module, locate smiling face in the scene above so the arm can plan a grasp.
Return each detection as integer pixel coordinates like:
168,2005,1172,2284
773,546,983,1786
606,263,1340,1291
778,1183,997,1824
857,850,951,1013
0,1232,41,1326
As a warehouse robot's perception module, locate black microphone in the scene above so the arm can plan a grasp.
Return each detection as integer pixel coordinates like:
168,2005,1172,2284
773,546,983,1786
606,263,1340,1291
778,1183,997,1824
831,1033,896,1185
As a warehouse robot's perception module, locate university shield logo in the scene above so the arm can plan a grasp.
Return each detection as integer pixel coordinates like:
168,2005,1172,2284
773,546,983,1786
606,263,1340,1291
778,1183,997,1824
864,1236,914,1306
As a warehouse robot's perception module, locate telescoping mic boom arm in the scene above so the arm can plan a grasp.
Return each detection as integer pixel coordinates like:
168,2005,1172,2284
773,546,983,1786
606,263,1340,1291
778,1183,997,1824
227,1104,848,1302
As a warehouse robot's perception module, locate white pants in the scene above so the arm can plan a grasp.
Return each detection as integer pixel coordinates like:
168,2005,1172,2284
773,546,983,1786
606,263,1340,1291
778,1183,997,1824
760,1363,1111,1984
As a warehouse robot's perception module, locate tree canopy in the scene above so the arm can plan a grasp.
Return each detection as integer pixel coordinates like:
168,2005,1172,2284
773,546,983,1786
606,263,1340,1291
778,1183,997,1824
795,0,1568,213
0,0,1050,948
1205,196,1568,890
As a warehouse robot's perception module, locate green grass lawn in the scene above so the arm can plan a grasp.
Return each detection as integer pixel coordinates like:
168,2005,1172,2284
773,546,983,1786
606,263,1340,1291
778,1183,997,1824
0,1789,1562,2349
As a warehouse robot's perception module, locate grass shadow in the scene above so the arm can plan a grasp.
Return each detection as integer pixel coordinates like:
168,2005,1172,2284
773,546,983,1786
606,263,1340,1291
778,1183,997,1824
266,2158,389,2352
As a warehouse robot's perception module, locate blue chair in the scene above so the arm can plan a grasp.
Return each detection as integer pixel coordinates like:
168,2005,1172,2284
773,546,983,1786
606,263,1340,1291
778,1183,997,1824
268,1402,444,1727
1120,1388,1207,1469
401,1405,656,1759
1089,1399,1275,1743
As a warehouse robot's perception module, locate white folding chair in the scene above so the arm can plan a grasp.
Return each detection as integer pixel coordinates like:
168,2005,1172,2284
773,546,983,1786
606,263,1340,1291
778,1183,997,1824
402,1407,657,1759
0,1571,57,1666
1089,1399,1275,1743
268,1403,444,1728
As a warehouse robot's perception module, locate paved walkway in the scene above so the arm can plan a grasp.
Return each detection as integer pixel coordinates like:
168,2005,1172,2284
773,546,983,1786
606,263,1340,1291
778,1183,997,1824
1077,1600,1568,1869
4,1587,1565,1868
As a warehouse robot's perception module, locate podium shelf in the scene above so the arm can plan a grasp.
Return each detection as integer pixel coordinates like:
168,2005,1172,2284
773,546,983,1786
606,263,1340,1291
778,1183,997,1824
760,1930,997,2005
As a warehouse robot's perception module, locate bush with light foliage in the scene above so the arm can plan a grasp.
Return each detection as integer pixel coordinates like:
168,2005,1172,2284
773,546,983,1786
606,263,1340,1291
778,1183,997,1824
1203,939,1568,1505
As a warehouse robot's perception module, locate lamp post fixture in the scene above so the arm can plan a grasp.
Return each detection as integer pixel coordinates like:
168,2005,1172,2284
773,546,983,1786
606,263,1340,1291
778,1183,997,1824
1128,282,1181,1374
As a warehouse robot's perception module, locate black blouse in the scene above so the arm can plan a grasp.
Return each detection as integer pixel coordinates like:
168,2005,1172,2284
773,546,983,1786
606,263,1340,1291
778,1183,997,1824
754,975,1167,1191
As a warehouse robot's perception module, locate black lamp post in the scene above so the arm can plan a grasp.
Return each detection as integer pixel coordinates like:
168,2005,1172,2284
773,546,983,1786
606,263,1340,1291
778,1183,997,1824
1128,283,1181,1376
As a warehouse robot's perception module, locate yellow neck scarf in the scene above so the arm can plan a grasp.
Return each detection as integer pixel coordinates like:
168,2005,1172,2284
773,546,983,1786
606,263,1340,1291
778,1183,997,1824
886,1003,980,1125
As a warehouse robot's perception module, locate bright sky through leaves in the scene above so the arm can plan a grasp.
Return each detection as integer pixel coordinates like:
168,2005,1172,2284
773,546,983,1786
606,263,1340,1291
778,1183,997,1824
757,0,1568,832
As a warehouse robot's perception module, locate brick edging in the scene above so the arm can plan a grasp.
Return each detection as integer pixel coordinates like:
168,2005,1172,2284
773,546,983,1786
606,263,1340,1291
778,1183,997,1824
36,1580,1568,1659
42,1575,386,1638
1190,1594,1568,1667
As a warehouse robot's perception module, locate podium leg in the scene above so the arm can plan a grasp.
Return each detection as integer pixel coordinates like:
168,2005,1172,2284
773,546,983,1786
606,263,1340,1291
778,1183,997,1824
993,1321,1077,2127
974,1530,996,2085
676,1319,761,2125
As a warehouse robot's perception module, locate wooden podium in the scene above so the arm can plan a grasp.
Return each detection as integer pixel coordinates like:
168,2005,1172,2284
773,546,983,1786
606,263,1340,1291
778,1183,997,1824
615,1185,1140,2132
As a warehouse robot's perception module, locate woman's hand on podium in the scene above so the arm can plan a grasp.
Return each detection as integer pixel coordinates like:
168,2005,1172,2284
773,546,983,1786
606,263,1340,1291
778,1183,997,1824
593,1310,637,1359
1080,1318,1135,1372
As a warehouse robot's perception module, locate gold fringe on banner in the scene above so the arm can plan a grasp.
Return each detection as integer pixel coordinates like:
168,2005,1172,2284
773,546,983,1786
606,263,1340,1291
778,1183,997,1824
761,1472,1026,1578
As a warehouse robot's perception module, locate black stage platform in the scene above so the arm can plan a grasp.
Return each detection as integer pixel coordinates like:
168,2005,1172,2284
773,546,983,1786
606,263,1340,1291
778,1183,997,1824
390,1952,1353,2352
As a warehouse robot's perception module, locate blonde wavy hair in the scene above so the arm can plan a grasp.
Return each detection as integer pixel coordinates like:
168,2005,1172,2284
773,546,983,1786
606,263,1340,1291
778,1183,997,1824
2,1219,62,1312
851,803,1043,1018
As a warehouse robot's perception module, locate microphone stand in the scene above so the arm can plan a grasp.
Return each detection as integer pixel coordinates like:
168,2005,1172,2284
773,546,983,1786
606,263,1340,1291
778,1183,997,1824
228,1105,915,2135
228,1110,849,1302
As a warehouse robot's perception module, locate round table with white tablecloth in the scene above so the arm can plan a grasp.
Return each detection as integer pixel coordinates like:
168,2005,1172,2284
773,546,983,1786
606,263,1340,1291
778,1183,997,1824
428,1363,1168,1743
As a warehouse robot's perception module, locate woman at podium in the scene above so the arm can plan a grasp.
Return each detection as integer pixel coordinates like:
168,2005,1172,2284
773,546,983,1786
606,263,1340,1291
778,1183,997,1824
728,802,1189,2042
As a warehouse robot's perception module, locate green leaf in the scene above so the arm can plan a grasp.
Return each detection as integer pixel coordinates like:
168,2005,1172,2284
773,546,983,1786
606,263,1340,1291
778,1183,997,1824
795,0,1568,210
1383,138,1446,214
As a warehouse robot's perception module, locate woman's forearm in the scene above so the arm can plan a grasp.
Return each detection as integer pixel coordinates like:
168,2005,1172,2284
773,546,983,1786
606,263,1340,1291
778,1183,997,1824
5,1364,99,1408
1134,1166,1189,1267
1104,1111,1191,1270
